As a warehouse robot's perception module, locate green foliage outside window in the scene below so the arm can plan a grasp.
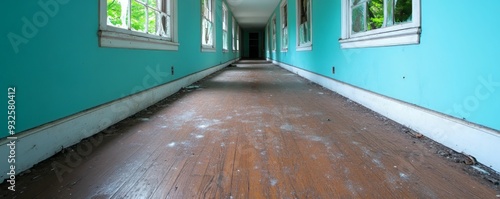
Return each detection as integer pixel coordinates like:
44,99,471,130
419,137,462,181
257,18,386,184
107,0,160,34
352,0,412,33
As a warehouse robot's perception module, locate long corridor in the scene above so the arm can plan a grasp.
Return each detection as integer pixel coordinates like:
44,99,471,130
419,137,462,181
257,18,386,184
1,60,498,198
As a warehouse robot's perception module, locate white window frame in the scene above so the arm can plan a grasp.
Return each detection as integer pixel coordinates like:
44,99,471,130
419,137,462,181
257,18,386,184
272,15,277,52
339,0,421,49
236,24,240,51
267,23,271,52
222,3,229,52
202,0,216,52
98,0,178,51
232,17,236,51
280,0,288,52
296,0,312,51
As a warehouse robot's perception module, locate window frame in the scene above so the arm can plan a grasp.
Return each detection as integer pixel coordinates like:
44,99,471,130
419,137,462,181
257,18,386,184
98,0,179,51
296,0,313,51
201,0,216,52
339,0,421,49
232,16,236,51
267,23,271,52
222,2,229,52
280,0,288,52
236,24,240,51
272,14,277,52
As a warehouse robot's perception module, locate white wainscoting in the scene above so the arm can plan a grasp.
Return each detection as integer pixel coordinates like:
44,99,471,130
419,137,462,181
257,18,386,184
270,59,500,173
0,58,238,181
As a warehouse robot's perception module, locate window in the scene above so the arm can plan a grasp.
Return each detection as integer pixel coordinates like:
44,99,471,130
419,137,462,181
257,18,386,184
267,23,270,52
272,15,276,51
339,0,421,48
280,1,288,51
236,25,240,51
222,3,228,51
99,0,178,51
232,17,236,51
296,0,312,50
202,0,215,51
232,18,240,52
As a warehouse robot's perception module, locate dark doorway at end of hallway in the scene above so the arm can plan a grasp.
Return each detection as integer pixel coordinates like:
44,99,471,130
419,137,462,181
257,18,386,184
249,33,260,59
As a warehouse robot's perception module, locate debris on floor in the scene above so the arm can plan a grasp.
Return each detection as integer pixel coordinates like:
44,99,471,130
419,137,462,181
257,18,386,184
402,128,423,138
183,85,201,91
464,154,477,165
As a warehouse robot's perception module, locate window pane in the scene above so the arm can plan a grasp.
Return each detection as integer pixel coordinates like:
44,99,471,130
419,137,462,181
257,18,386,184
367,0,383,30
299,0,309,24
166,0,171,15
202,19,213,45
223,31,227,49
394,0,412,23
385,0,394,26
298,0,311,45
352,4,366,33
283,4,287,27
147,0,157,9
282,28,288,47
165,14,171,38
148,9,157,34
107,0,129,28
131,0,146,32
352,0,363,5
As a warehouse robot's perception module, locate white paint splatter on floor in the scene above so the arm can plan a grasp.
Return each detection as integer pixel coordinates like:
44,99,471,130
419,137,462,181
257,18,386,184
195,134,204,139
399,172,410,181
167,142,176,147
280,124,294,131
198,124,209,129
270,178,278,186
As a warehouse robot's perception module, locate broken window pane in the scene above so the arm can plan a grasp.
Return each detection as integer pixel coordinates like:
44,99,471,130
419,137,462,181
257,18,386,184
202,18,213,46
351,0,413,34
298,0,311,45
351,3,366,33
164,14,170,38
107,0,129,28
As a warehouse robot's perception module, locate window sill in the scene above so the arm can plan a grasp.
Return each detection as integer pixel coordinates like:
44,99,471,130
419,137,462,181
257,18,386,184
201,46,216,52
339,27,421,49
223,49,229,53
98,29,179,51
296,44,312,51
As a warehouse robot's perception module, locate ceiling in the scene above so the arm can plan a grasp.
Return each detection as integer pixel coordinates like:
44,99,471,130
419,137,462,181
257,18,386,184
225,0,282,29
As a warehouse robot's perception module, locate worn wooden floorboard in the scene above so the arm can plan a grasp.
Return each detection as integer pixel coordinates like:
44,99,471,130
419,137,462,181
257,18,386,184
1,60,498,198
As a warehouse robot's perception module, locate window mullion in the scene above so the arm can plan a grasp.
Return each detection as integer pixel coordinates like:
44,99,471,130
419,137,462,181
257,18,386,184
128,0,132,30
145,6,149,33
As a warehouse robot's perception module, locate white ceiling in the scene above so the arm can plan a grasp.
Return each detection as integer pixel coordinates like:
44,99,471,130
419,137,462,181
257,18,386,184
225,0,282,29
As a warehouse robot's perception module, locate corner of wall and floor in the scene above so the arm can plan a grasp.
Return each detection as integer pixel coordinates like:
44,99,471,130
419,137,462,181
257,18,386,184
263,0,500,173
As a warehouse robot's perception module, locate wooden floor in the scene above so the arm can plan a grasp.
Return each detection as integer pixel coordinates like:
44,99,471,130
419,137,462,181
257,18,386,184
2,60,498,198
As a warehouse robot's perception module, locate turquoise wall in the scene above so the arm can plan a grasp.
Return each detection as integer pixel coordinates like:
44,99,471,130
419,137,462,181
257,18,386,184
266,0,500,131
1,0,240,138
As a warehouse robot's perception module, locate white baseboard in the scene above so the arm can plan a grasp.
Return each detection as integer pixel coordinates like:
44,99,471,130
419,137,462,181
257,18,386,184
270,59,500,173
0,58,238,181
